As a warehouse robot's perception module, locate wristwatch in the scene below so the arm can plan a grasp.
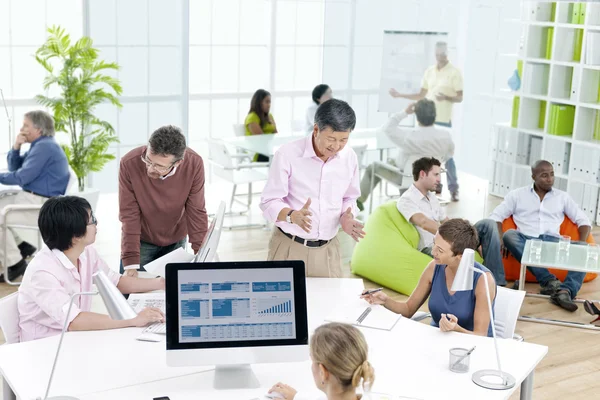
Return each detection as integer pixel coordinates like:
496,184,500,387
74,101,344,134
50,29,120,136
285,210,294,224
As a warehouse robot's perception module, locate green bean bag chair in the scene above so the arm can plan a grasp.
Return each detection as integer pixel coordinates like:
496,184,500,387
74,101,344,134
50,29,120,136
351,201,482,295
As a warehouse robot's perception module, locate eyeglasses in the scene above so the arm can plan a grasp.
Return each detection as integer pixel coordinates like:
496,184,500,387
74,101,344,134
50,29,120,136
88,212,97,226
140,150,177,173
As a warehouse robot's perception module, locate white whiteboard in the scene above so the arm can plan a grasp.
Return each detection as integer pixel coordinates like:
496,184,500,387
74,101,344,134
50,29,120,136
378,31,448,113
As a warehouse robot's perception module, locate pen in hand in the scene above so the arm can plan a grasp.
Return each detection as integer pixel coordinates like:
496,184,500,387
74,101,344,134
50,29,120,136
361,288,383,296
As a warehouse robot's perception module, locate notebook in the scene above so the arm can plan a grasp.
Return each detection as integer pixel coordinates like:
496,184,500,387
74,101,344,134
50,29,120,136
325,302,401,331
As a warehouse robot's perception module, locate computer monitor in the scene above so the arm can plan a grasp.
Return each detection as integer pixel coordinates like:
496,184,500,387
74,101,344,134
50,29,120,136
193,201,226,263
165,261,309,389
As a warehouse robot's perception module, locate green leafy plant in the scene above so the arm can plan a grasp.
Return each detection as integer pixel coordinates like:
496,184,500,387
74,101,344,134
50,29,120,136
35,26,122,191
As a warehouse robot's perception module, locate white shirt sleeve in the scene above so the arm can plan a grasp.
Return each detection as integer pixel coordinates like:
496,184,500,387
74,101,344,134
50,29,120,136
397,195,421,222
489,190,516,222
563,192,591,228
381,111,412,148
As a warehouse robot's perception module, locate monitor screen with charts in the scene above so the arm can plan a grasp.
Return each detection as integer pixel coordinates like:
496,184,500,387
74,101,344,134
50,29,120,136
165,261,308,355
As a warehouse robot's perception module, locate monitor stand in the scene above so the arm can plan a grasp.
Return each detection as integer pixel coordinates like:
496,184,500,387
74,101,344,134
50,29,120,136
213,364,260,390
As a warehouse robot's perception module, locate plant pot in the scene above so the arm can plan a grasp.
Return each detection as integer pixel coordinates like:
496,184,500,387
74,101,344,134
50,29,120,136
74,188,100,210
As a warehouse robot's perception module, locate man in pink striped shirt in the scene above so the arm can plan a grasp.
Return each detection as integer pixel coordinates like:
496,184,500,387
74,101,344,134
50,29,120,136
260,99,365,277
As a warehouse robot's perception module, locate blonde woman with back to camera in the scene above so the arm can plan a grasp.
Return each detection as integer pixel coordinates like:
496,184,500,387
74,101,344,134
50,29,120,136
268,322,375,400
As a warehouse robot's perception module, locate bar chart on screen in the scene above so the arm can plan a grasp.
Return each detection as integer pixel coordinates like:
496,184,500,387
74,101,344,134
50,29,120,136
257,298,293,316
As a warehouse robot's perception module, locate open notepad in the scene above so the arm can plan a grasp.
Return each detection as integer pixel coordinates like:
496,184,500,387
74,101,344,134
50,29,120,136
325,302,401,331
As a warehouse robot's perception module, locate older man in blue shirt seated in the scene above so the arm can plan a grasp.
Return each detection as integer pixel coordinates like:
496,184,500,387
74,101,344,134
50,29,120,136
0,110,70,282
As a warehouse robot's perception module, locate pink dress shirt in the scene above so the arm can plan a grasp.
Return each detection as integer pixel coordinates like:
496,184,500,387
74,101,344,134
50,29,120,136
260,135,360,241
17,246,121,342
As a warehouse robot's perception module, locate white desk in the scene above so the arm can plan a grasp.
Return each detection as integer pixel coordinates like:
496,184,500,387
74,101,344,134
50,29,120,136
221,129,395,158
0,278,547,400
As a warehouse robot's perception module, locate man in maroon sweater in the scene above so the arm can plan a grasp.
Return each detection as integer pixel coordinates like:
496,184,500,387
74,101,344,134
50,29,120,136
119,125,208,277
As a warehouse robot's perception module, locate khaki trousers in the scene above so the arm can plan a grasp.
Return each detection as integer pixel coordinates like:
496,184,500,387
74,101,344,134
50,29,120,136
0,191,46,267
267,228,342,278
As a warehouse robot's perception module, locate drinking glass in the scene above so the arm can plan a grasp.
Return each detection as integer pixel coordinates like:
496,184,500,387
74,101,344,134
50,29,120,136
529,239,542,262
586,244,600,270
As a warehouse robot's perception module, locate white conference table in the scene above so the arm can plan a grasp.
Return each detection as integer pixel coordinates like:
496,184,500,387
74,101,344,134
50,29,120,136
0,278,547,400
221,129,396,158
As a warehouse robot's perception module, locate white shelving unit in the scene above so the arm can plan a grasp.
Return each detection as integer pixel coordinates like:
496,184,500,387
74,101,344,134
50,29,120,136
489,1,600,225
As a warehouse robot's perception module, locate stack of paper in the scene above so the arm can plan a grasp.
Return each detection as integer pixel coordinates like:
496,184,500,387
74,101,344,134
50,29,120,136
142,247,195,278
127,292,166,313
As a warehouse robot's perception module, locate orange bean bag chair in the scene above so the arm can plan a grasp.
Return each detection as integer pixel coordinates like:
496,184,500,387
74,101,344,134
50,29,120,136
502,216,597,283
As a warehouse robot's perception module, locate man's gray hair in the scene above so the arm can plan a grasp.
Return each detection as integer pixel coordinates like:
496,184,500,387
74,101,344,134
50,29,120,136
314,98,356,132
24,110,55,137
414,99,436,126
148,125,187,160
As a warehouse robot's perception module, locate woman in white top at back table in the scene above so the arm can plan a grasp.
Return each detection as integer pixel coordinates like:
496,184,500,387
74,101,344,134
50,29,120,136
304,84,332,134
268,322,375,400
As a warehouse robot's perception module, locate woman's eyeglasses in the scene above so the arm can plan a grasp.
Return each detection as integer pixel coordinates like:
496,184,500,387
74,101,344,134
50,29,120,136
140,150,176,173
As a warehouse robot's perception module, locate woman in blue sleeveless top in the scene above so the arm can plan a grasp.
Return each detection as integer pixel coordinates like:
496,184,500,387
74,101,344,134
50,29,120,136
362,219,497,337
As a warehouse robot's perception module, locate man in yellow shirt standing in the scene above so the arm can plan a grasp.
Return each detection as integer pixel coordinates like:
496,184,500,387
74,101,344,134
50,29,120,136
389,41,463,202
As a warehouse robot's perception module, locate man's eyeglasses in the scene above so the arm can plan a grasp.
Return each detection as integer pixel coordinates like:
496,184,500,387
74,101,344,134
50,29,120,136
140,150,176,173
88,212,97,226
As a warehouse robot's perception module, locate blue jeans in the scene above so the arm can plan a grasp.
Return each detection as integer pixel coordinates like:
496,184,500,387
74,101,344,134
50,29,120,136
434,121,458,194
502,230,585,298
119,239,187,274
474,219,506,286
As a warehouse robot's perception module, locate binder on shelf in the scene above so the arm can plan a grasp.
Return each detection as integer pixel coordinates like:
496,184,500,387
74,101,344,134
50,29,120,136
573,29,583,62
517,60,523,78
570,3,581,25
569,182,585,209
579,3,586,25
586,32,600,66
594,110,600,141
551,2,557,22
545,27,554,60
548,104,575,136
539,100,547,129
570,66,580,101
511,96,520,128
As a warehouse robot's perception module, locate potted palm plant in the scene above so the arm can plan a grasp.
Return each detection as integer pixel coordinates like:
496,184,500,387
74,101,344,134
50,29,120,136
35,26,122,209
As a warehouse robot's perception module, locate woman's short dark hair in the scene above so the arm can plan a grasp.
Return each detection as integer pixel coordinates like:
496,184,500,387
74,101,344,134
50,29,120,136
249,89,271,128
148,125,187,160
412,157,441,181
314,98,356,132
438,219,479,256
312,84,330,105
414,99,436,126
38,196,92,251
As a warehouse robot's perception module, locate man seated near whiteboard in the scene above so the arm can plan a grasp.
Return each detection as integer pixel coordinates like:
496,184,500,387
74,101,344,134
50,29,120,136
389,41,463,201
356,99,454,212
490,160,591,312
397,157,506,286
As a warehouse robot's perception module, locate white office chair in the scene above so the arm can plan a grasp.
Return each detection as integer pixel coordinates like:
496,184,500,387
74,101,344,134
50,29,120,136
494,286,526,341
231,123,253,160
208,140,269,225
351,144,368,175
0,292,18,400
0,292,20,344
368,161,412,213
1,168,77,285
